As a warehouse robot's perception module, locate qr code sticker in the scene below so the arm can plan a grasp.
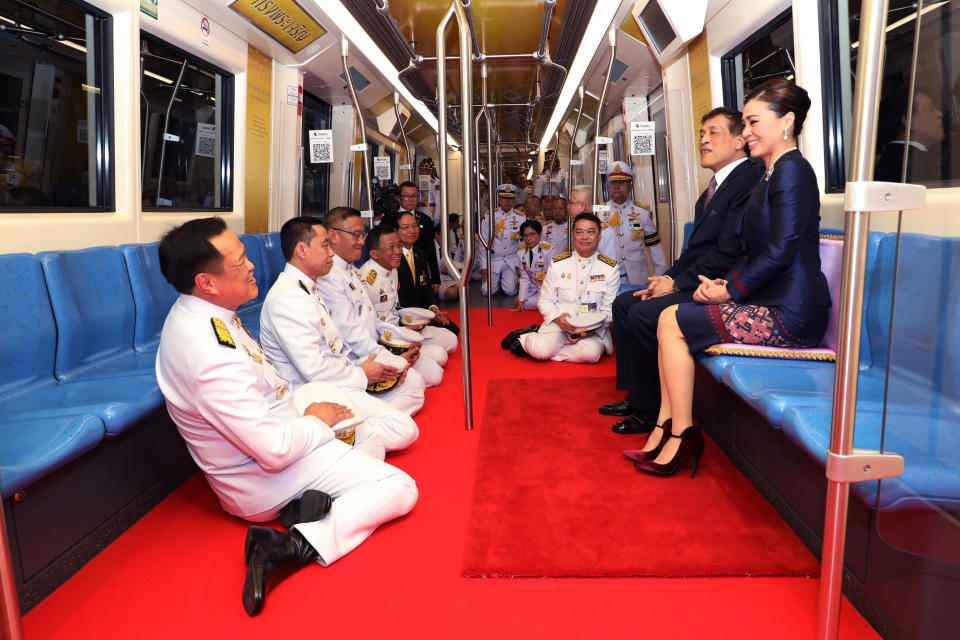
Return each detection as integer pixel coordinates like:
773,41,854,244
632,133,653,155
196,135,215,157
311,142,332,164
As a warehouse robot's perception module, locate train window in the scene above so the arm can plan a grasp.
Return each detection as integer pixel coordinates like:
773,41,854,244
720,11,794,110
0,0,112,210
140,34,233,210
301,91,330,216
826,1,960,190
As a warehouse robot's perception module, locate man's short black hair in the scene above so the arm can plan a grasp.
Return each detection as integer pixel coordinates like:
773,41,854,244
280,216,324,261
398,181,417,192
158,216,227,294
324,206,361,230
701,106,744,136
520,219,542,236
573,212,602,232
366,223,398,252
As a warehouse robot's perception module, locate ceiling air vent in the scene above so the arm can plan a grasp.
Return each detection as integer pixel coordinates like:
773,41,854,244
601,58,629,83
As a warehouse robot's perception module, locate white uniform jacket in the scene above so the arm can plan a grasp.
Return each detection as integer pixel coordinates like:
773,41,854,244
542,221,569,253
599,199,666,284
538,251,621,354
259,264,368,391
534,171,566,198
155,294,337,518
358,259,400,325
517,242,554,308
478,207,525,268
316,255,387,361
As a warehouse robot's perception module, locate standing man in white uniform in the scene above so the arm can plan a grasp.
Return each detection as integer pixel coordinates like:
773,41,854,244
259,216,419,454
599,161,666,285
315,207,430,400
534,153,566,199
479,183,525,296
542,196,569,251
154,217,418,617
512,212,620,363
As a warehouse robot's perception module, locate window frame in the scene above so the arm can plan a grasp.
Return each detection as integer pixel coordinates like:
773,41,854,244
819,0,849,193
139,32,234,212
720,9,794,110
300,90,331,215
0,0,114,212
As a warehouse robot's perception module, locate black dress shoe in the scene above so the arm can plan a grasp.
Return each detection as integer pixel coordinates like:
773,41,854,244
279,490,333,528
599,398,636,416
508,340,531,358
243,527,318,617
500,324,540,349
611,414,656,435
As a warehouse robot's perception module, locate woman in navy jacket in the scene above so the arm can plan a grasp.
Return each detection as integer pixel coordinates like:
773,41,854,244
632,79,831,478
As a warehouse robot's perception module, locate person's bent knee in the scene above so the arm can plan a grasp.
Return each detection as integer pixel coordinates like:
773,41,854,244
386,469,419,515
656,304,680,339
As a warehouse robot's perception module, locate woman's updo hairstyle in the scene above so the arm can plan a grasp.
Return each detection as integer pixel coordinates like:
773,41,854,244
744,77,811,138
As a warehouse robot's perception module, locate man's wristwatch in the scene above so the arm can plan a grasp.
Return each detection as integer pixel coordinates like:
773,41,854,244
662,274,678,293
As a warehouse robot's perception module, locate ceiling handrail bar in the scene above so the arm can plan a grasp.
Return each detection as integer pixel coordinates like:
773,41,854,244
341,38,374,219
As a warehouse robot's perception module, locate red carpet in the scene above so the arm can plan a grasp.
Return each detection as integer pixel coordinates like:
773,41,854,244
21,309,880,640
464,376,820,578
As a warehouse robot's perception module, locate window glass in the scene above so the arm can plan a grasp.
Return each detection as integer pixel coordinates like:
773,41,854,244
826,1,960,189
721,11,795,109
0,0,111,209
140,34,232,209
301,91,330,216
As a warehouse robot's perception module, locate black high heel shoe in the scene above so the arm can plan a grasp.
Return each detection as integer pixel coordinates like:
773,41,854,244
622,419,672,462
633,425,704,478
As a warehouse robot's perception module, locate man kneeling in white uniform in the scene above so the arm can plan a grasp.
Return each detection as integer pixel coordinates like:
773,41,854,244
511,212,620,363
259,216,419,455
155,217,417,617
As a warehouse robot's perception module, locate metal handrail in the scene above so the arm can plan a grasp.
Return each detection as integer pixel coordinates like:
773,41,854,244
592,28,616,206
155,58,187,205
816,0,891,638
437,0,475,430
476,63,495,325
393,91,413,182
567,85,585,253
341,38,373,218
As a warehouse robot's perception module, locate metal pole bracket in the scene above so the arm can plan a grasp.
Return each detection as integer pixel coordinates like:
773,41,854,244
843,181,926,214
825,448,904,483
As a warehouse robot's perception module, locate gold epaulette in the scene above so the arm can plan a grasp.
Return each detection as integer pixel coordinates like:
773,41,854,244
634,200,652,210
298,281,311,295
552,251,572,262
597,253,617,267
539,242,551,250
211,317,235,349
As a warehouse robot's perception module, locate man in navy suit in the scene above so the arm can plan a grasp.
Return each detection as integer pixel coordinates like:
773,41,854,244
602,107,763,433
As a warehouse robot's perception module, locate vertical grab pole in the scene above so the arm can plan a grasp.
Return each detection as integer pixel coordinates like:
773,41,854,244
0,488,24,640
394,92,413,183
155,59,187,205
475,63,495,326
437,0,476,430
816,1,888,638
568,85,584,253
592,28,616,208
342,38,374,217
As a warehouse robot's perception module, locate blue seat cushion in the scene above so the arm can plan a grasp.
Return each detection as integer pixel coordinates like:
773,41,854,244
0,253,58,395
122,242,179,353
260,231,285,290
0,414,105,498
0,375,163,436
618,284,646,295
781,406,960,510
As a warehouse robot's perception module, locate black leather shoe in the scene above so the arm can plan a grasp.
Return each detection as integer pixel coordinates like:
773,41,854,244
611,414,656,435
599,399,636,416
500,324,540,349
279,490,333,528
243,527,318,616
508,340,530,358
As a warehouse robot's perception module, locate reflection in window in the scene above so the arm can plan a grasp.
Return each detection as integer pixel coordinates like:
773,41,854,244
0,0,111,209
721,11,795,109
140,34,232,209
301,91,330,216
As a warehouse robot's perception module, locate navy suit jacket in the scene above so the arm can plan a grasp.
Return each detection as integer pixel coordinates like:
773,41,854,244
725,150,831,309
398,245,440,309
664,158,763,291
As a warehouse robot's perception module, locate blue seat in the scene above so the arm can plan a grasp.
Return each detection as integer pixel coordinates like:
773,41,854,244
0,414,105,499
237,233,268,337
38,247,156,380
260,231,285,290
121,242,179,353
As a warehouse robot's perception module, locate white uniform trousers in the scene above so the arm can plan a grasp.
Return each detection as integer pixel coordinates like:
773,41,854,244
422,325,457,353
376,366,426,416
518,323,605,363
412,352,443,387
277,442,418,566
481,257,518,296
518,296,539,311
343,387,419,454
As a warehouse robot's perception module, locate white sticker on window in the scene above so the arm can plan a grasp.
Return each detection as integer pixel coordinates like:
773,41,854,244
309,129,333,164
194,123,216,157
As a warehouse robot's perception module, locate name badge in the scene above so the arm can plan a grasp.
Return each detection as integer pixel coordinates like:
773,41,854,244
589,274,605,282
581,302,598,312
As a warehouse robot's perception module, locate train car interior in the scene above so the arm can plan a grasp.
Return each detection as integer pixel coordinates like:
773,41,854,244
0,1,957,639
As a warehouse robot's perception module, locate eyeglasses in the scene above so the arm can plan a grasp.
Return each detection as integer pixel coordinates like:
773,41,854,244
332,228,367,241
521,232,539,238
376,243,402,252
397,224,419,231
